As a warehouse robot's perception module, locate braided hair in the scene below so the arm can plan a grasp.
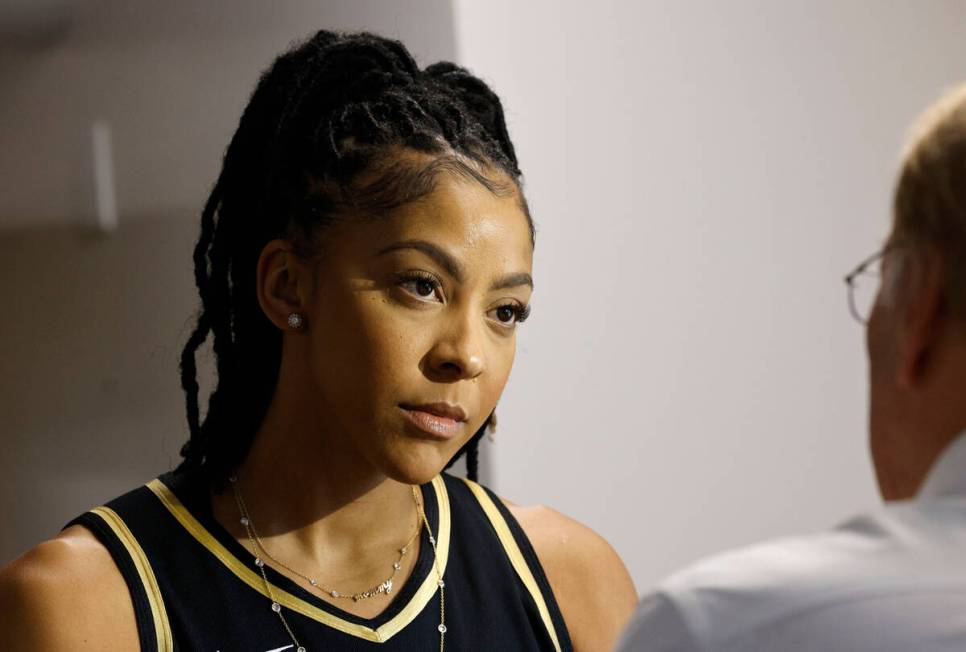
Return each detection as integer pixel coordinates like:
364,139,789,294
177,30,530,488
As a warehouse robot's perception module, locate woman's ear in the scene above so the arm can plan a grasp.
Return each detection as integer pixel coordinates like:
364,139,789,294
256,239,311,331
896,246,946,389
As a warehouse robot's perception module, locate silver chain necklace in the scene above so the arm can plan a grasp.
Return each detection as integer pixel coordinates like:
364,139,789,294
229,477,447,651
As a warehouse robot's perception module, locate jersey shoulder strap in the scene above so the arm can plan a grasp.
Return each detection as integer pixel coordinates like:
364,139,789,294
452,475,572,652
66,484,175,652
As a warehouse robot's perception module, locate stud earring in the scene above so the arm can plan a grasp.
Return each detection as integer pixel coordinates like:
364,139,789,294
287,313,304,330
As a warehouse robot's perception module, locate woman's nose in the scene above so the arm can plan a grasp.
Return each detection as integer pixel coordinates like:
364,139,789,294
423,317,485,382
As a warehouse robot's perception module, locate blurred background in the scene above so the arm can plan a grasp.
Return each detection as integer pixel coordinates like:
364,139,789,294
2,0,965,595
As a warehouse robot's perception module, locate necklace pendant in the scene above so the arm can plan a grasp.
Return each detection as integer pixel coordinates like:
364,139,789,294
384,579,393,594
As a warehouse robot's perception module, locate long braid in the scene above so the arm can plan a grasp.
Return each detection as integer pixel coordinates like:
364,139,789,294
177,30,528,487
178,312,209,464
464,432,482,482
177,177,224,466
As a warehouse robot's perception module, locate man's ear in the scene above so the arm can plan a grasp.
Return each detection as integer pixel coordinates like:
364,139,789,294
896,246,946,389
256,239,310,331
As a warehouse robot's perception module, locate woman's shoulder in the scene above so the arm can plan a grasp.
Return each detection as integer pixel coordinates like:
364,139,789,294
0,525,139,648
502,496,638,652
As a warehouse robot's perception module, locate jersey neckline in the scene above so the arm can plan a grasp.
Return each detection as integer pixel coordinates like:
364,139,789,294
146,470,451,643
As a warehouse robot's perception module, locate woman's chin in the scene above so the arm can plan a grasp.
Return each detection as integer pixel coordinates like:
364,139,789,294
378,442,459,486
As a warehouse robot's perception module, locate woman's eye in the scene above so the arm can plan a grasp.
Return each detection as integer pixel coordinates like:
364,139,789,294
413,279,435,297
496,306,515,323
490,304,531,327
398,273,443,302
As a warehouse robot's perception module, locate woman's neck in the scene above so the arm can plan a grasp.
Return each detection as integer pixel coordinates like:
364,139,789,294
210,395,422,572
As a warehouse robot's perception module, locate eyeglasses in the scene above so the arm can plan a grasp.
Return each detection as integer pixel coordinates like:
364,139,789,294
844,248,887,325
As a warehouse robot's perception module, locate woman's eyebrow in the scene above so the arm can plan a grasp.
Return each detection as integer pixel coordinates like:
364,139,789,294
376,239,533,291
377,239,464,281
490,272,533,291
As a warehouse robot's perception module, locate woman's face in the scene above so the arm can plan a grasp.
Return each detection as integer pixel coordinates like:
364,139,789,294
297,172,533,483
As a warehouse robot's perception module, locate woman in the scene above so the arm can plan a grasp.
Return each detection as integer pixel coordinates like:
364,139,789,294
0,31,636,650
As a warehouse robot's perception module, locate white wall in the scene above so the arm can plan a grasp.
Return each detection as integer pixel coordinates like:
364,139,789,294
454,0,966,591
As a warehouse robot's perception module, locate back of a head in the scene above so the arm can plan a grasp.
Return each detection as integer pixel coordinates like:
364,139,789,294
893,84,966,321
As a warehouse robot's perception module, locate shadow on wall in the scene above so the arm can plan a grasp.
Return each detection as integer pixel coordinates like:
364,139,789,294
0,216,203,563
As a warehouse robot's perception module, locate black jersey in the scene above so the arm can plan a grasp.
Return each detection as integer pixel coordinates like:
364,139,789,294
66,470,572,651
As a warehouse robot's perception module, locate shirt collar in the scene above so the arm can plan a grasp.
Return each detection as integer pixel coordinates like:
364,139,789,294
919,429,966,499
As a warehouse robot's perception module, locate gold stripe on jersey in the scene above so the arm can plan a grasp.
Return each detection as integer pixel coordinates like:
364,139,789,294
461,478,563,652
146,475,451,643
91,506,174,652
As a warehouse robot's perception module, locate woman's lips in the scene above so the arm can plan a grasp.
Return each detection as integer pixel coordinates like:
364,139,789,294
400,406,464,440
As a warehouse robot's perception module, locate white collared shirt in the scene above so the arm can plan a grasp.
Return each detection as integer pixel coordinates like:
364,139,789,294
617,430,966,652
